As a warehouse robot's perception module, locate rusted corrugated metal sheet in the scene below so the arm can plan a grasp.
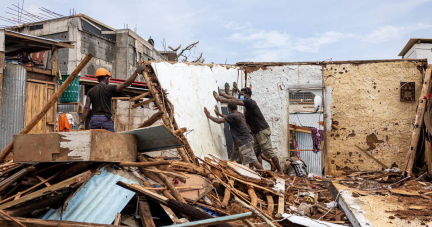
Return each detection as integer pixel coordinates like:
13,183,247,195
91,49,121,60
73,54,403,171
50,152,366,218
290,113,324,176
295,132,322,176
0,62,26,150
41,166,141,224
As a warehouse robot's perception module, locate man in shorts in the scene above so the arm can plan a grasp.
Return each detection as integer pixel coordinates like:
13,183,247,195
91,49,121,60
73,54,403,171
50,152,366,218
216,87,283,175
204,101,263,169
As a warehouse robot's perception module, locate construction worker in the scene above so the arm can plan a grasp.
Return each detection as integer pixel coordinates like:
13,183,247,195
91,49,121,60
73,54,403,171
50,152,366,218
215,87,284,175
81,66,145,132
204,101,263,170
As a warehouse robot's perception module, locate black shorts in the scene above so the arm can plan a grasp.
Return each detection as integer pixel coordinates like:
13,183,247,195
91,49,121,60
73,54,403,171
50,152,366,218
255,148,262,157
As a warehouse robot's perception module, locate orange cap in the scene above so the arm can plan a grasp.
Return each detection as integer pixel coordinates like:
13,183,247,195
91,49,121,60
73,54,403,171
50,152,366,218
95,68,112,77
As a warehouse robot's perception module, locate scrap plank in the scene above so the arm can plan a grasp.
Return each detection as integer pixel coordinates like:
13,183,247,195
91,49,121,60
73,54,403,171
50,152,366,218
166,212,254,227
120,124,183,152
138,199,156,227
227,162,261,180
0,170,93,210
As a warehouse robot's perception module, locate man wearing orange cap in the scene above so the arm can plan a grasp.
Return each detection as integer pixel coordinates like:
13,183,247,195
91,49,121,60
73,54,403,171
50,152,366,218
80,66,145,132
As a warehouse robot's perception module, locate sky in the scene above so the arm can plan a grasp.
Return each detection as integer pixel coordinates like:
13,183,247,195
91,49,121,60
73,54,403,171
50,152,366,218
0,0,431,64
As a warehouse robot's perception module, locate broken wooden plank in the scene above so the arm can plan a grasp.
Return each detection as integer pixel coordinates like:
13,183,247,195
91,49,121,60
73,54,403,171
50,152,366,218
233,197,277,227
118,160,172,168
0,209,26,227
113,213,121,225
227,162,261,180
117,181,231,227
132,97,155,108
166,212,255,227
221,180,233,208
266,194,274,216
139,111,163,128
0,54,93,163
248,186,258,208
389,188,420,196
0,170,93,210
0,217,118,227
131,91,151,102
355,145,389,169
138,198,156,227
404,65,432,174
120,124,183,152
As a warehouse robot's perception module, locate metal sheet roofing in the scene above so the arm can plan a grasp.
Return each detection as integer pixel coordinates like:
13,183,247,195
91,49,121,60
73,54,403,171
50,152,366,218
41,166,142,224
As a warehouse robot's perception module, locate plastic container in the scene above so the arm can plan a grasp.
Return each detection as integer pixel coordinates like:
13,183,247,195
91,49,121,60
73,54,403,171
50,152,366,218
59,74,80,103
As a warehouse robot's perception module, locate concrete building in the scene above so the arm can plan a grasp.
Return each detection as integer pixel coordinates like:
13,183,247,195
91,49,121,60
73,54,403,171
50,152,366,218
399,38,432,63
11,14,168,81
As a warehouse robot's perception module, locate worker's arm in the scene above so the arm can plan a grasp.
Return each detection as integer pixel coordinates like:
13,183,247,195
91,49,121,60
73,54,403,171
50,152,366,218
81,96,91,123
204,107,226,124
116,65,146,93
215,92,244,105
214,105,227,118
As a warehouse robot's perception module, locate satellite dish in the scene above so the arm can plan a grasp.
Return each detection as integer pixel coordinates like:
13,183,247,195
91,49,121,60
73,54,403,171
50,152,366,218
314,95,322,112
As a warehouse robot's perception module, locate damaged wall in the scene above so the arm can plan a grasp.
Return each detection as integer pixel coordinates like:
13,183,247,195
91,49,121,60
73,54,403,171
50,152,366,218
324,60,426,175
151,62,244,159
246,65,323,164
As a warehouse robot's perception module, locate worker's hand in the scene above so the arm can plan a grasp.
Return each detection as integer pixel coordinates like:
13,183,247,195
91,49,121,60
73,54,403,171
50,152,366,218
214,105,220,115
135,65,146,74
204,107,210,118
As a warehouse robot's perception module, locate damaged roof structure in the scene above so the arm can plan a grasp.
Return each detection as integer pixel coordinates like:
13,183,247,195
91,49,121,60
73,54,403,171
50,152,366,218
0,9,432,227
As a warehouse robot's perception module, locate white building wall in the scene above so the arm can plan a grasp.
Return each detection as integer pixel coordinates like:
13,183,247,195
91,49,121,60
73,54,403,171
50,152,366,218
246,65,323,164
151,62,244,160
403,43,432,63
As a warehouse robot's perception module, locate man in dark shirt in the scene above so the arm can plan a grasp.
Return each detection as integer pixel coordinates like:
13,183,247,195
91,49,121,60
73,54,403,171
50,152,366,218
81,66,145,132
216,87,283,175
204,101,263,170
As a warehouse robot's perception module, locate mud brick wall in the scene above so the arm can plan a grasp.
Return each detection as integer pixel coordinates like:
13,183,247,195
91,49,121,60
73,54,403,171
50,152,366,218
324,61,426,176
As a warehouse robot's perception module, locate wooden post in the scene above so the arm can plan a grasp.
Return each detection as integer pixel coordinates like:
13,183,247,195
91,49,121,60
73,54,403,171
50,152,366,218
247,186,258,208
50,46,59,78
221,180,233,209
139,111,163,128
131,91,151,102
266,194,274,216
0,29,5,115
142,71,171,127
0,54,93,162
404,65,432,175
138,198,156,227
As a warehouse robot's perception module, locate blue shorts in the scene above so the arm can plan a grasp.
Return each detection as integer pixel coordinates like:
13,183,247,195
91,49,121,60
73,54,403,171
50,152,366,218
89,116,115,132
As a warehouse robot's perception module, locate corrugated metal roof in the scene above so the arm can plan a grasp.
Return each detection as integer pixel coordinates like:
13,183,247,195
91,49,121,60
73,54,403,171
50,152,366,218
295,132,322,176
290,113,323,176
289,113,323,129
0,62,26,151
41,166,142,224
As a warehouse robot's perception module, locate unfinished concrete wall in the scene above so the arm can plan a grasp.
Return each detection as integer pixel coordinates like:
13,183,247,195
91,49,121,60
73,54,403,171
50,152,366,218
246,65,323,165
151,62,244,160
324,60,425,175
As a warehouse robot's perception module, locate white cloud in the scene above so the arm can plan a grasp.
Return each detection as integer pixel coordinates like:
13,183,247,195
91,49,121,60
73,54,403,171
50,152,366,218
225,21,251,30
362,23,432,43
294,32,355,53
229,29,353,61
